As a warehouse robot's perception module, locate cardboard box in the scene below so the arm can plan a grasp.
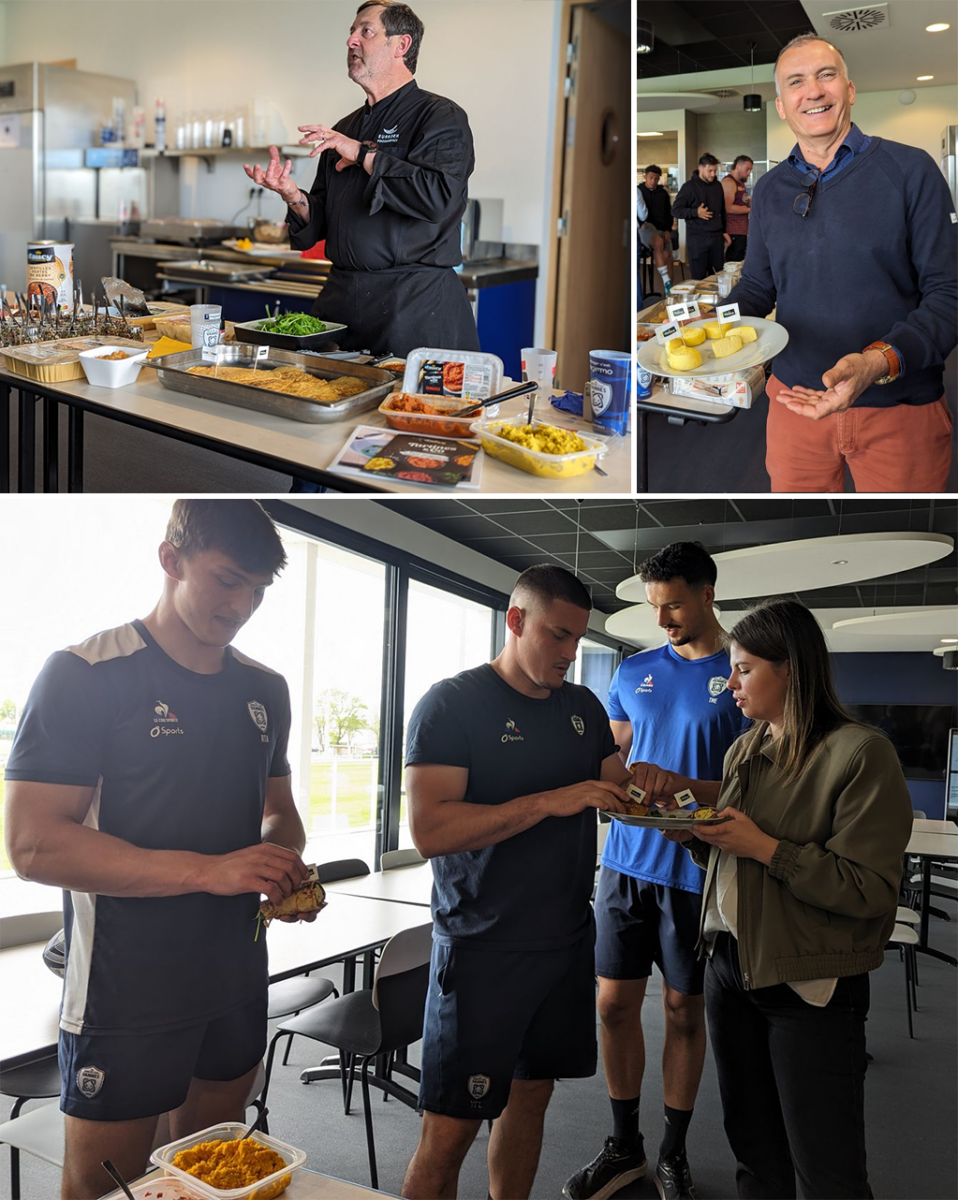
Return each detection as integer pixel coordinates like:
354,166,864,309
668,364,766,409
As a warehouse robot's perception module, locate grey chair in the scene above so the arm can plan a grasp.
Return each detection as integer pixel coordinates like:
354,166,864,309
380,849,426,871
266,859,370,1067
0,912,65,1200
260,921,433,1190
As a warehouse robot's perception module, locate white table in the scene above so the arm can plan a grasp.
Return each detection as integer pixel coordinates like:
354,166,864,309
324,864,433,908
2,366,632,494
101,1164,396,1198
912,817,956,835
905,826,958,964
0,897,430,1071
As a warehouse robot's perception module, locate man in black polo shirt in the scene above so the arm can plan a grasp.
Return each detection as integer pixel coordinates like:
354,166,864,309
400,566,630,1200
672,153,731,281
5,500,312,1200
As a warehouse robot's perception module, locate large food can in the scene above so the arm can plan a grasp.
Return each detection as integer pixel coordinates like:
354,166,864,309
585,349,632,436
27,241,75,311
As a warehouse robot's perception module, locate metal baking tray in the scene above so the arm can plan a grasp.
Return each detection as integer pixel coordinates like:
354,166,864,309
143,217,234,243
150,346,396,424
156,259,274,284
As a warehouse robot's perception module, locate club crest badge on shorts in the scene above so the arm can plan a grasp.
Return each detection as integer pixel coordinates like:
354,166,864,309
467,1073,491,1101
571,715,585,736
76,1066,105,1097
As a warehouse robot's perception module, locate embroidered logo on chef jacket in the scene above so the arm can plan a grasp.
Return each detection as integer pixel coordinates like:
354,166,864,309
378,124,401,144
76,1065,106,1098
501,719,524,743
635,673,654,695
571,715,586,736
467,1073,491,1102
708,676,728,702
248,700,270,743
150,700,183,738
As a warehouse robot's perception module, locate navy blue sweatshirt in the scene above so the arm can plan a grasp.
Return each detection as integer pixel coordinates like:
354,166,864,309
727,135,957,408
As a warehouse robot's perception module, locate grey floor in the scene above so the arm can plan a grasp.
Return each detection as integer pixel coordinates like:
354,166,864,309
3,909,956,1200
638,303,958,495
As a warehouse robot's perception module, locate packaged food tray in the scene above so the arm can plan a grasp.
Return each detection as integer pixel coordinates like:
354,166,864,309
151,1122,306,1200
379,393,497,438
1,336,149,383
471,417,608,480
403,347,503,400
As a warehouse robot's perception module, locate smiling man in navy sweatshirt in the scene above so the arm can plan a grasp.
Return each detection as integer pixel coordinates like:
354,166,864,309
726,33,957,492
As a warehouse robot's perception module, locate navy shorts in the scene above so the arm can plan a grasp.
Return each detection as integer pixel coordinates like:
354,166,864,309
419,922,597,1120
594,867,705,996
59,996,267,1121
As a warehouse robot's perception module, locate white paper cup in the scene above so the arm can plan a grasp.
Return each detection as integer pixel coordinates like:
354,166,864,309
521,348,557,396
190,304,222,349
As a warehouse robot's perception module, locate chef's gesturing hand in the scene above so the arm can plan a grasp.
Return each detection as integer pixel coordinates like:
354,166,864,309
243,145,298,205
298,124,372,173
774,350,888,421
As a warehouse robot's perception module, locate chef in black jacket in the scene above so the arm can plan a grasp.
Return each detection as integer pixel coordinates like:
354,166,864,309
671,153,732,281
244,0,479,357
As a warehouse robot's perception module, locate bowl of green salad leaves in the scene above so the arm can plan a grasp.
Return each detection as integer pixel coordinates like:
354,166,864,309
233,307,347,351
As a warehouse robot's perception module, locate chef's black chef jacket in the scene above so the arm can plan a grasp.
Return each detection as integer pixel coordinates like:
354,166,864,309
286,80,480,357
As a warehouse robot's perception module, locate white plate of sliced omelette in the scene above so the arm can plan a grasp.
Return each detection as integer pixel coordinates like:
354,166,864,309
636,316,788,379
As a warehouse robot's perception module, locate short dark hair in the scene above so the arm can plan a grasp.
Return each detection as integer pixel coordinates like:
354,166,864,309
638,541,717,589
699,153,719,168
732,154,754,168
165,500,287,576
356,1,424,74
644,164,662,176
511,565,592,612
774,33,847,97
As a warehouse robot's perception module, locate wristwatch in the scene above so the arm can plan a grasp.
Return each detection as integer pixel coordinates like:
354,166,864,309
862,341,901,384
356,143,371,168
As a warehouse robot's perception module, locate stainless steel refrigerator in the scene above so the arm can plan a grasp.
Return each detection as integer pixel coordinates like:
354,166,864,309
941,126,957,209
0,62,143,292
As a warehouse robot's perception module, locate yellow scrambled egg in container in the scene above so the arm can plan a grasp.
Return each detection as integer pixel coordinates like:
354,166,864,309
473,418,608,480
153,1123,306,1200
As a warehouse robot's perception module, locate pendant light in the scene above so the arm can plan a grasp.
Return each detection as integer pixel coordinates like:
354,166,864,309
743,41,761,112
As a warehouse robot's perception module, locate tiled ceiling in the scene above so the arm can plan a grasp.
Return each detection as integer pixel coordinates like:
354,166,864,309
637,0,814,78
375,498,957,617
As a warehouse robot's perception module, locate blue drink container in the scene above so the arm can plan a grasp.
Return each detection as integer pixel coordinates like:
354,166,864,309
587,350,632,436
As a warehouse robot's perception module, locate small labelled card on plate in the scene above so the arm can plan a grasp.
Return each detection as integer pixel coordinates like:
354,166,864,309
715,302,740,324
674,789,696,808
305,863,319,882
656,321,681,345
626,783,647,805
666,300,701,323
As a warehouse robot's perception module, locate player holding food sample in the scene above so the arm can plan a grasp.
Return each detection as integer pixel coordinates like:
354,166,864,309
5,499,313,1200
564,541,748,1200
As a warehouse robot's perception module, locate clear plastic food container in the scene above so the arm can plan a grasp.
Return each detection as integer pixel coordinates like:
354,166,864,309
471,417,609,480
150,1123,306,1200
379,393,497,438
403,347,503,400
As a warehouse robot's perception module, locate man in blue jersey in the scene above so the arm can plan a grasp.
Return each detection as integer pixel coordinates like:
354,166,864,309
564,543,747,1200
400,565,631,1200
5,500,313,1200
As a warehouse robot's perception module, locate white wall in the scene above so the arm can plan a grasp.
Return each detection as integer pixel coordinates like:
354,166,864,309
2,0,561,341
766,83,958,163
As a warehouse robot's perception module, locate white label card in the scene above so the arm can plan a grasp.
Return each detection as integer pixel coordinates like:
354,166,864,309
306,863,319,882
684,301,701,319
656,321,680,344
674,789,697,808
666,302,690,321
626,784,647,805
716,303,740,323
256,344,269,359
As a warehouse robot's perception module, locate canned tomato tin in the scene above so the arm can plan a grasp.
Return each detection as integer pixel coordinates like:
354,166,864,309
27,241,75,311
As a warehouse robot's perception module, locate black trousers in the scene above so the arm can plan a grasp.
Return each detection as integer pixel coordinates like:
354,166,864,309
687,233,725,280
705,934,872,1200
725,234,748,262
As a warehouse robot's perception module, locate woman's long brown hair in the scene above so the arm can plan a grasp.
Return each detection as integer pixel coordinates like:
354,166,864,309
728,599,859,783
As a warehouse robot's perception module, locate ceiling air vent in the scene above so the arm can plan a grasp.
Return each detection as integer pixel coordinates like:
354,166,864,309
822,6,889,33
700,88,739,99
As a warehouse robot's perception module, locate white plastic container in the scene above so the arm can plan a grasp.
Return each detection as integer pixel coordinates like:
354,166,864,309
103,1177,206,1200
403,347,503,401
150,1123,306,1200
78,346,149,388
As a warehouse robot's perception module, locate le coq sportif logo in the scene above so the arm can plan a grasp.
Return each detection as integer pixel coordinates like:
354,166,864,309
501,719,524,743
151,700,183,738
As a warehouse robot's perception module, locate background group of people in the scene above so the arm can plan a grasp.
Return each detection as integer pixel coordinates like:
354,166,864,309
6,501,915,1200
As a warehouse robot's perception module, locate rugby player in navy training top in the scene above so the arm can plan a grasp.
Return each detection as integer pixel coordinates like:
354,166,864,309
564,542,748,1200
5,499,314,1200
400,566,631,1200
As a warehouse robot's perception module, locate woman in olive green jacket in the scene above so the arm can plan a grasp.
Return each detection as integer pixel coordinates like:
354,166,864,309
669,598,912,1200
